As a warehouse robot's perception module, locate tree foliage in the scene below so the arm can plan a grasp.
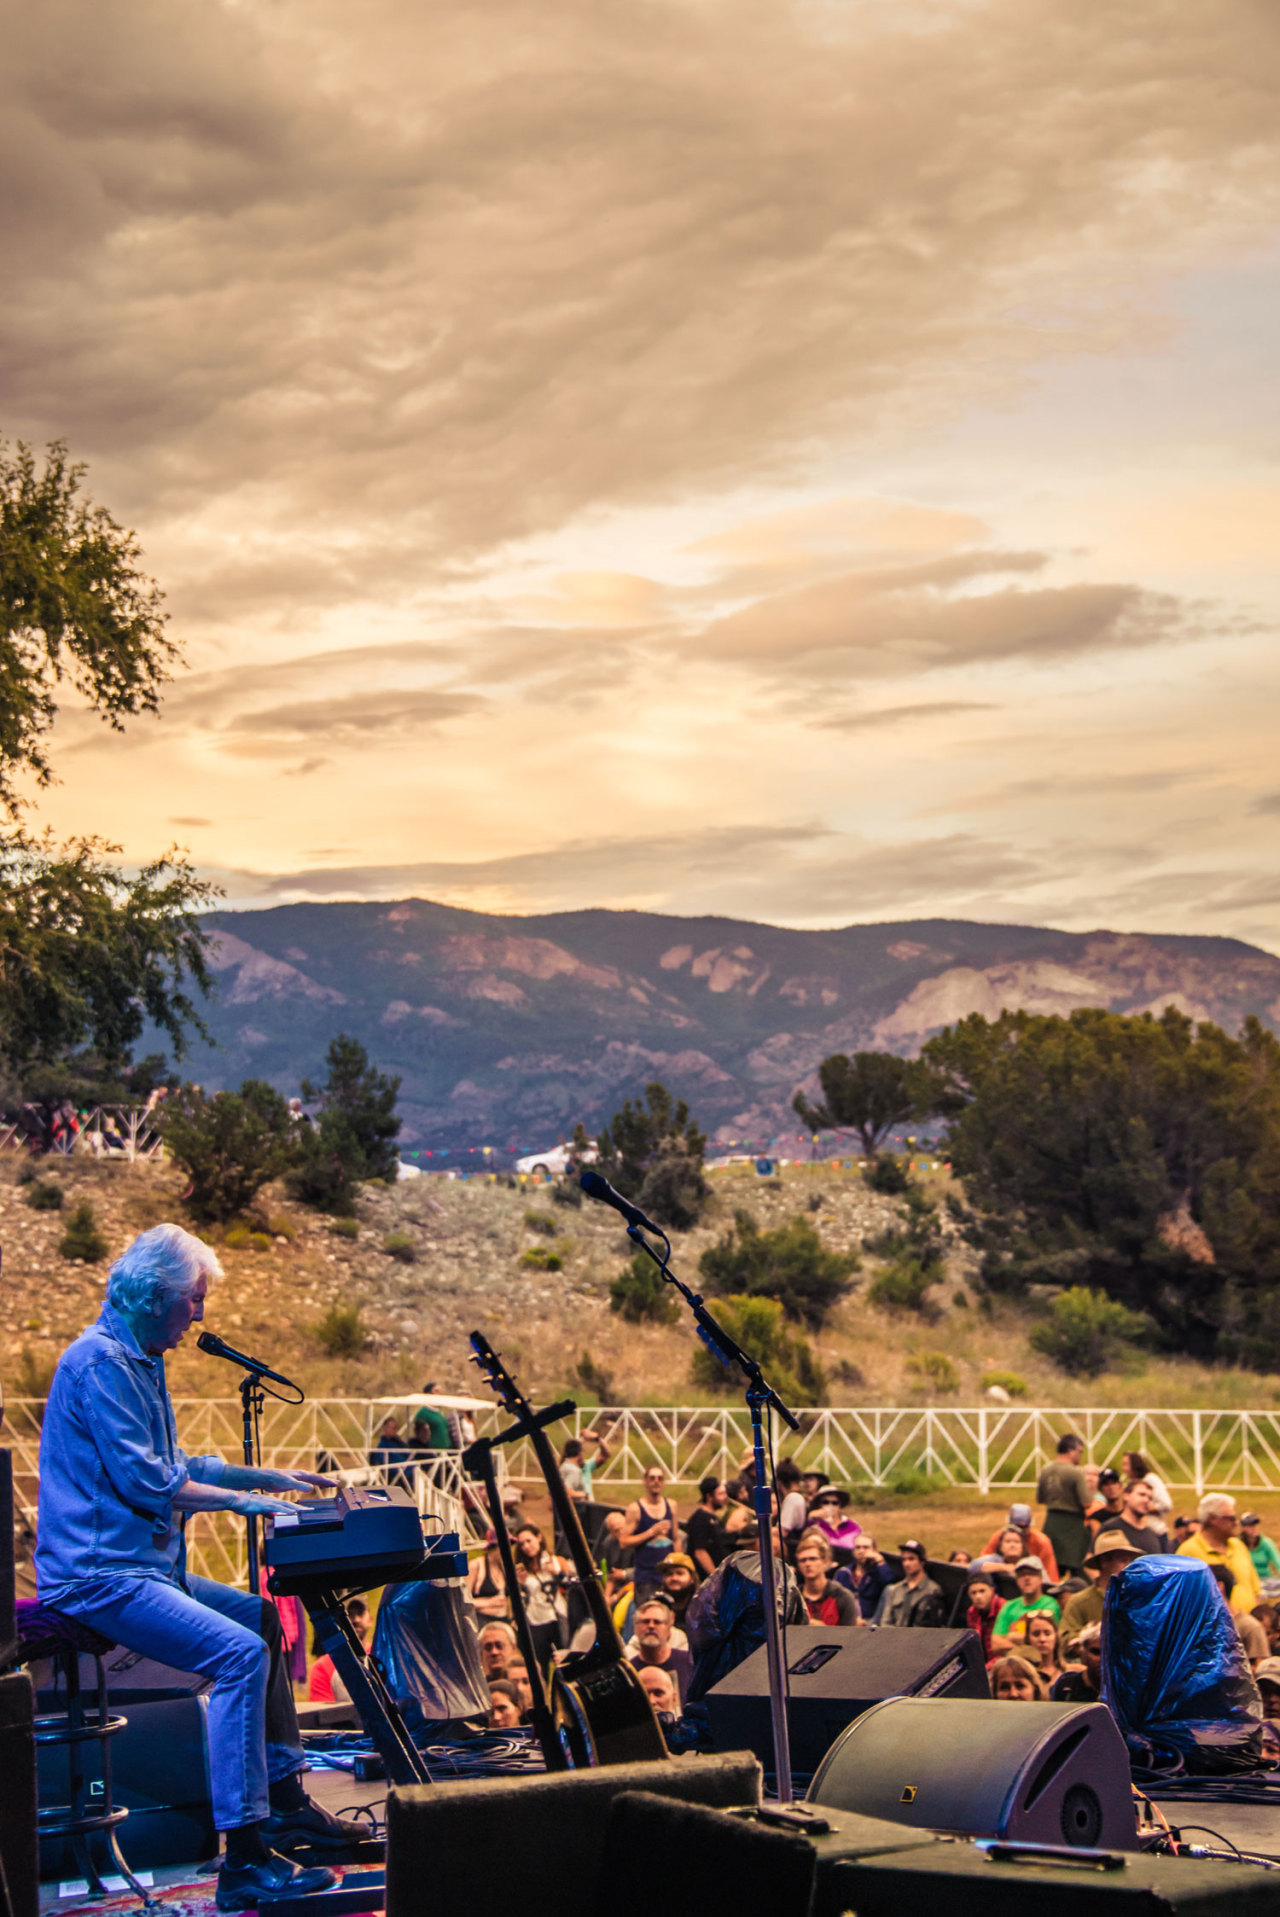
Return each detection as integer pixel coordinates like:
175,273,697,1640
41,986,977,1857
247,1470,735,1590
159,1078,298,1224
288,1034,402,1215
794,1050,945,1155
689,1294,826,1406
1,439,177,811
699,1209,858,1329
924,1006,1280,1361
595,1081,708,1229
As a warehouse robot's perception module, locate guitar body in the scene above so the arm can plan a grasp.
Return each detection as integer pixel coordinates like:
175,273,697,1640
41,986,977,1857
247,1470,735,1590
469,1332,669,1768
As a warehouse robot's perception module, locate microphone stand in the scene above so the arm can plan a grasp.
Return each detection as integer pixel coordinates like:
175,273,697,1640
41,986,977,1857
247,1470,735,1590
624,1220,806,1810
241,1373,266,1595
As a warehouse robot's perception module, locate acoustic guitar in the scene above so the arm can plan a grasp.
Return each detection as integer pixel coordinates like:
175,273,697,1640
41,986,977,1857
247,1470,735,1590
469,1332,669,1766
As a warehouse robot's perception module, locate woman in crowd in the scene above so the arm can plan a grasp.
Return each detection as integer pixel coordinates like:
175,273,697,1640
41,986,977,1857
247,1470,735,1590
1024,1609,1065,1690
972,1526,1026,1574
835,1533,895,1619
487,1679,523,1729
466,1531,511,1619
513,1522,571,1667
1051,1624,1102,1703
806,1487,862,1561
991,1654,1047,1701
1122,1450,1172,1528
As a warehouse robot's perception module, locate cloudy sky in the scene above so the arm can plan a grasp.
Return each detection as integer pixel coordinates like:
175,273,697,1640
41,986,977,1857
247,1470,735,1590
7,0,1280,944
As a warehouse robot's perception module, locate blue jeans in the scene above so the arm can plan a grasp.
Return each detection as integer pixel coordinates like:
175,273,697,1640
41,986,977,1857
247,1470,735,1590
56,1573,306,1829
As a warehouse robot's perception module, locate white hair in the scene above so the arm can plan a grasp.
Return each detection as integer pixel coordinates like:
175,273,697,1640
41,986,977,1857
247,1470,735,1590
106,1223,222,1317
1198,1493,1236,1523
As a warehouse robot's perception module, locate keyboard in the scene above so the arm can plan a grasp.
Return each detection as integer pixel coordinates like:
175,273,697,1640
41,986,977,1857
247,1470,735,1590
263,1485,465,1592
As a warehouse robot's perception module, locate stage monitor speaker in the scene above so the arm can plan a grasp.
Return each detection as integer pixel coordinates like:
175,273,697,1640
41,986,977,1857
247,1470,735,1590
36,1693,216,1878
809,1697,1136,1852
386,1752,761,1917
0,1671,38,1917
822,1839,1280,1917
704,1625,989,1776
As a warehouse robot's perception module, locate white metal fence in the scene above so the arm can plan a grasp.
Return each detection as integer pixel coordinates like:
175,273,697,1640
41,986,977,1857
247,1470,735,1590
10,1399,1280,1584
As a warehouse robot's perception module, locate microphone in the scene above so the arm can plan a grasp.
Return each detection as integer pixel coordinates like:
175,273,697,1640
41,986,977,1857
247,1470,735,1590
579,1170,663,1235
197,1331,300,1391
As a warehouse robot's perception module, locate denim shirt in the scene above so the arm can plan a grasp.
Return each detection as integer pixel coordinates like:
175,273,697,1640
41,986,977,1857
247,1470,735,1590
35,1304,226,1605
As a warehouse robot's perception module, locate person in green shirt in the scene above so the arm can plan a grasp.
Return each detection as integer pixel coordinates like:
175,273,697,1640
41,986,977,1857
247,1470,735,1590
412,1390,452,1450
1241,1512,1280,1582
994,1557,1061,1645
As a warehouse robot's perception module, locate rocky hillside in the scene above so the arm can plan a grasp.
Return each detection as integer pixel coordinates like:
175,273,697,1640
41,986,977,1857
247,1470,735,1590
156,904,1280,1151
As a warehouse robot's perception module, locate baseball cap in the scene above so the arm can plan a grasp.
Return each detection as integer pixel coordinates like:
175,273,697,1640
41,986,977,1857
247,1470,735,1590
636,1591,675,1612
1242,1512,1262,1526
1008,1503,1032,1527
1098,1467,1121,1486
1015,1555,1044,1575
1256,1657,1280,1689
898,1538,927,1557
658,1552,697,1573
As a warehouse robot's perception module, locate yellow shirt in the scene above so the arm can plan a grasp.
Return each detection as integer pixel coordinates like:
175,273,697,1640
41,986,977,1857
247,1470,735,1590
1176,1532,1261,1613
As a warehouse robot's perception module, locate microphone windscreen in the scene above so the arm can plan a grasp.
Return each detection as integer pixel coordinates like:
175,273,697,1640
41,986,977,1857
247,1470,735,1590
579,1170,610,1200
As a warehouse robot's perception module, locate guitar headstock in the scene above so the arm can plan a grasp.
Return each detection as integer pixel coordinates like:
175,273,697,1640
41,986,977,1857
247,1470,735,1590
469,1331,533,1419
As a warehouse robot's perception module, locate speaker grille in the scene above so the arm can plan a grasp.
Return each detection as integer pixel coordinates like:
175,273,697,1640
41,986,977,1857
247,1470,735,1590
1059,1783,1102,1848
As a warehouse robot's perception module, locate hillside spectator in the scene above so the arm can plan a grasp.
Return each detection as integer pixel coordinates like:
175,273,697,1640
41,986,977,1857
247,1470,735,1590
1037,1433,1090,1574
1123,1451,1172,1527
685,1477,731,1577
1177,1495,1261,1614
477,1619,519,1680
370,1414,407,1467
993,1558,1061,1644
835,1534,895,1620
466,1533,510,1619
978,1503,1060,1582
805,1487,862,1560
1256,1658,1280,1723
777,1460,808,1557
513,1523,571,1664
991,1654,1047,1701
412,1388,452,1451
1059,1530,1141,1641
963,1571,1000,1661
1104,1477,1168,1554
625,1596,694,1704
1085,1467,1125,1537
1024,1610,1065,1689
876,1540,946,1627
488,1680,522,1729
619,1466,679,1596
1052,1623,1102,1703
1241,1513,1280,1582
635,1663,678,1719
795,1533,859,1624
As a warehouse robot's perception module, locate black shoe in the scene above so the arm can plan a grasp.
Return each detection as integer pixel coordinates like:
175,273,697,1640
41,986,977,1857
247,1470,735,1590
215,1852,336,1910
262,1798,367,1855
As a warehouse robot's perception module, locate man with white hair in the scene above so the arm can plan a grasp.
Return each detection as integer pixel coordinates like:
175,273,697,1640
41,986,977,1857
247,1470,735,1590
36,1225,355,1910
1176,1493,1261,1614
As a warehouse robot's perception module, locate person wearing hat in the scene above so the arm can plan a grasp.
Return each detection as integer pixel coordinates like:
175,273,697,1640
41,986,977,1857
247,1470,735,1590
1254,1657,1280,1722
1085,1465,1125,1537
993,1557,1061,1646
1058,1529,1143,1642
806,1485,862,1558
656,1551,699,1626
978,1502,1060,1583
1241,1512,1280,1582
875,1540,946,1628
963,1568,1000,1660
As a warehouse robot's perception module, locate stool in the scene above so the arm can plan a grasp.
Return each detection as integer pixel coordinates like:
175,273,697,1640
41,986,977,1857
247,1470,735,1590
10,1603,154,1906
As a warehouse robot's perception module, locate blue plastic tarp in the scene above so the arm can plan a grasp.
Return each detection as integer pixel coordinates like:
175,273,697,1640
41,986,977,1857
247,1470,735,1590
1102,1552,1267,1774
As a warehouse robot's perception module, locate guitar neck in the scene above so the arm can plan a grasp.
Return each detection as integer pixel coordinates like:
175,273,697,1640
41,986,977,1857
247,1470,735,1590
524,1421,625,1656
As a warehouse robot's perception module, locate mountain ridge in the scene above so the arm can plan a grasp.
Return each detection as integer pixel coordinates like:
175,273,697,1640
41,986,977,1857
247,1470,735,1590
165,901,1280,1149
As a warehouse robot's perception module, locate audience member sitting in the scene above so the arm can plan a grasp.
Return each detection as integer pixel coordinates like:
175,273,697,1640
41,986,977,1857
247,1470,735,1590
684,1520,805,1702
504,1653,537,1716
806,1486,862,1560
991,1654,1047,1701
972,1525,1031,1575
993,1557,1060,1644
977,1502,1060,1582
1059,1529,1141,1641
685,1477,732,1577
1051,1623,1102,1703
1122,1450,1173,1529
655,1552,700,1625
1023,1609,1065,1689
963,1570,999,1661
777,1458,808,1558
488,1680,523,1730
1172,1513,1199,1547
635,1662,678,1719
1106,1475,1168,1553
1242,1512,1280,1583
309,1596,371,1702
1206,1565,1269,1665
625,1595,694,1704
598,1511,633,1576
799,1467,831,1507
795,1532,859,1624
949,1548,972,1567
477,1618,520,1681
1177,1494,1261,1613
835,1533,895,1619
466,1533,510,1619
1255,1657,1280,1722
876,1539,946,1627
1253,1604,1280,1655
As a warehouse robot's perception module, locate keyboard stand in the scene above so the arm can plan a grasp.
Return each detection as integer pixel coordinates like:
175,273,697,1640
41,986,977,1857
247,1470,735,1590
302,1586,429,1786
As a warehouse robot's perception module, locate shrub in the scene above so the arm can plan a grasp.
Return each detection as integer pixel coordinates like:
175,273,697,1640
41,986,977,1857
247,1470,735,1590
314,1303,369,1356
266,1214,297,1241
552,1179,583,1208
223,1224,251,1249
905,1351,958,1394
520,1245,563,1272
689,1294,827,1406
1029,1286,1147,1376
383,1232,417,1264
159,1079,297,1223
863,1153,911,1194
637,1137,709,1231
523,1209,559,1235
248,1231,273,1251
13,1345,57,1404
329,1217,360,1239
609,1253,680,1325
59,1200,107,1263
980,1368,1027,1397
807,1192,824,1211
699,1210,858,1329
25,1181,64,1211
574,1350,615,1403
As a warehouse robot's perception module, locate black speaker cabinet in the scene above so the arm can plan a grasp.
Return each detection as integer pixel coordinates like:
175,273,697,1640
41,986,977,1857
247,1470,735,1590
0,1449,16,1666
810,1697,1136,1851
705,1625,989,1775
0,1671,38,1917
36,1693,216,1878
822,1839,1280,1917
